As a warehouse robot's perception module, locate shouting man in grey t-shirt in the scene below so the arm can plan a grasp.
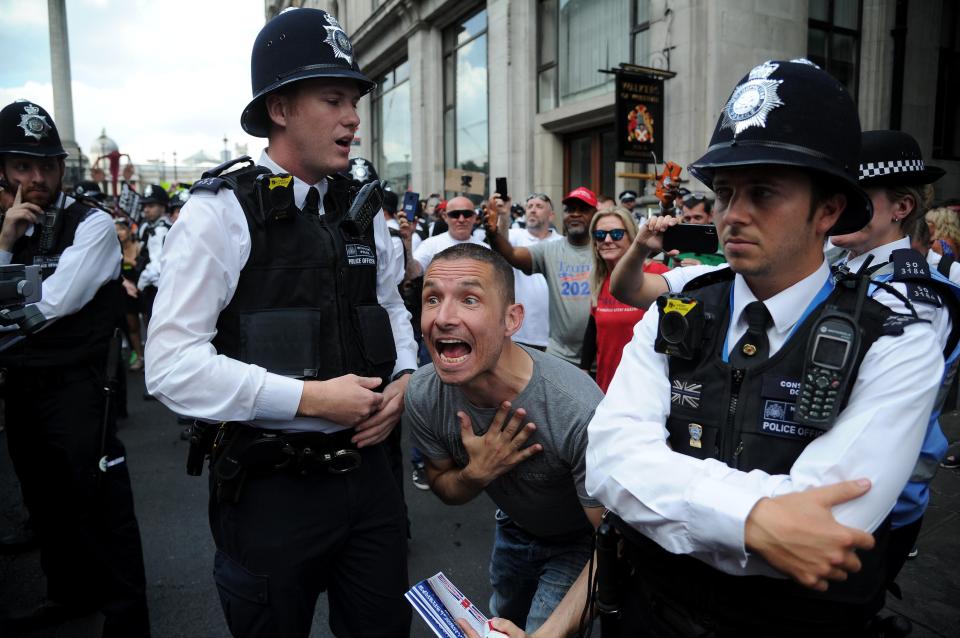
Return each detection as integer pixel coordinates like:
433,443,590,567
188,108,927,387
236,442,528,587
404,243,604,635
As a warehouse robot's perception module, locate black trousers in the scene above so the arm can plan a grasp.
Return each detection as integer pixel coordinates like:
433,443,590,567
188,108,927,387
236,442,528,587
208,442,411,638
4,364,150,636
886,517,923,589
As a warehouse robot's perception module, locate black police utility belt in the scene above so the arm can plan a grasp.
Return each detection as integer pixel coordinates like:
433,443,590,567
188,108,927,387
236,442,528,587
191,156,397,386
616,267,921,633
0,200,120,368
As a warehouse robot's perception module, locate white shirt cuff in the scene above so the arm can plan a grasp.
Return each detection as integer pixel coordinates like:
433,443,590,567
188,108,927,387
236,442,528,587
393,350,418,378
254,372,304,421
0,250,12,266
687,478,762,564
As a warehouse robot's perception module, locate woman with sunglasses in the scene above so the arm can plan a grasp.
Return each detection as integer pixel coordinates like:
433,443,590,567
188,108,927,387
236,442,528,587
580,207,668,392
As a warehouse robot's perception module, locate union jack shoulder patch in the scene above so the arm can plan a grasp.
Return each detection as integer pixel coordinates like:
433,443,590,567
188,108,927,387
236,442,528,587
671,380,702,409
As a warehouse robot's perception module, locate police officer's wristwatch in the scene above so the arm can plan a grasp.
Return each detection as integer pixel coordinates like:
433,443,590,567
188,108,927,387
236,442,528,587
391,369,416,382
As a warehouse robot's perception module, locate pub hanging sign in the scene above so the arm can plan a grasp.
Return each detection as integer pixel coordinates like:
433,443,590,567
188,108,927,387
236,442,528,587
615,70,666,163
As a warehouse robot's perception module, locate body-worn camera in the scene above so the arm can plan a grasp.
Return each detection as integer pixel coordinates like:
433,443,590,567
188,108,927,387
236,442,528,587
255,173,296,223
654,293,705,360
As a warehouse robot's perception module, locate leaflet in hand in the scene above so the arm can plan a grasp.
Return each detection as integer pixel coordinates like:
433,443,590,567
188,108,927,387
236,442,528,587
405,571,489,638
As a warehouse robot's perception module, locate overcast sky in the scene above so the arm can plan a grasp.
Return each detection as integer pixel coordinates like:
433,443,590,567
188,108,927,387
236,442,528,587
0,0,269,166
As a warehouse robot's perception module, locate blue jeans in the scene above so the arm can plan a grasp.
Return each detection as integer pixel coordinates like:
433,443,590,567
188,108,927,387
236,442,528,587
488,510,593,633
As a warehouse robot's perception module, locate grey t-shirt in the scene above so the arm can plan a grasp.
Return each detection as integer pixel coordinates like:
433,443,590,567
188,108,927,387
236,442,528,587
527,239,593,364
405,346,604,538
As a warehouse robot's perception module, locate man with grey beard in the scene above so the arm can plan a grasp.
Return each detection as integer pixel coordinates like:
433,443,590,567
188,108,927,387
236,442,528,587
502,193,562,351
486,187,597,364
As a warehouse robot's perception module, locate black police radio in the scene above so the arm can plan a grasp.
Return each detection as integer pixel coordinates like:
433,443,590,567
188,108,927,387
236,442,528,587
794,310,859,426
654,293,707,360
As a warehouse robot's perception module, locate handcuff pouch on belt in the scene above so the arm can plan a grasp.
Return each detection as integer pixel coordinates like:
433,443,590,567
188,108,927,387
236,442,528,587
210,424,363,503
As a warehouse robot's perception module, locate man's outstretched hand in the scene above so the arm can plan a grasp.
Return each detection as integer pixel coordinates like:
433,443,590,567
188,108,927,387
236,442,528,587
745,479,876,591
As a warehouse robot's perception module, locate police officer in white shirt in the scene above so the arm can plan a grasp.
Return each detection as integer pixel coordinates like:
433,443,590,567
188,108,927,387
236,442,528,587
583,61,943,637
144,9,416,637
829,130,959,594
0,100,149,635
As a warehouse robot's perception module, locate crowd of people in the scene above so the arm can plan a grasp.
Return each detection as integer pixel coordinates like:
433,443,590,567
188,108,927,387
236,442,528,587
2,7,960,638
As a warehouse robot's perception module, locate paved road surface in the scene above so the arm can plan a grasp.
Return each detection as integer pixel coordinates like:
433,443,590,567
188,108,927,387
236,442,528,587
1,370,958,636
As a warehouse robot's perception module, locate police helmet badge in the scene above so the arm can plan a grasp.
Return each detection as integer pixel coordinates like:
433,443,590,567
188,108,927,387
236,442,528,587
350,160,367,182
144,185,154,198
18,103,52,141
720,61,784,137
322,12,354,65
688,423,703,449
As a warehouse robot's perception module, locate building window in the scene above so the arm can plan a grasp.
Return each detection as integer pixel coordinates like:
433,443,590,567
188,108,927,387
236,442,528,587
371,60,412,192
443,8,488,179
564,126,616,197
934,0,960,160
537,0,633,112
631,0,652,66
807,0,862,98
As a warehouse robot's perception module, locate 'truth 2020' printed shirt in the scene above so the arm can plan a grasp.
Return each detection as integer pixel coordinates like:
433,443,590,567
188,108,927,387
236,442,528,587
529,239,593,365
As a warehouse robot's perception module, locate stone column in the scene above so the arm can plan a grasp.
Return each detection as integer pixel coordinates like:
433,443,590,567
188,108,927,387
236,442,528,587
47,0,81,181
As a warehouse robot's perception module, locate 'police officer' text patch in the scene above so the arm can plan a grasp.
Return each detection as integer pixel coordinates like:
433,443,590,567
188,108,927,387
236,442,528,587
345,243,375,267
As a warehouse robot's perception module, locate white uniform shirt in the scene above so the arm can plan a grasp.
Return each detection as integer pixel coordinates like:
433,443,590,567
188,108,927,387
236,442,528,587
385,216,422,286
586,259,943,577
0,193,120,323
508,227,562,347
136,216,170,290
144,151,417,433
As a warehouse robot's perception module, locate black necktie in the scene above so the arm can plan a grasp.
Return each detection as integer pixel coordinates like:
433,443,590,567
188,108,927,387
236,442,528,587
303,186,320,217
730,301,772,368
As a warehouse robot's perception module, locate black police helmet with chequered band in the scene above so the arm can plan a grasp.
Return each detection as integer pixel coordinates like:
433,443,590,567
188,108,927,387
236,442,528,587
343,157,379,186
0,100,67,158
688,59,870,236
858,130,945,188
241,8,376,138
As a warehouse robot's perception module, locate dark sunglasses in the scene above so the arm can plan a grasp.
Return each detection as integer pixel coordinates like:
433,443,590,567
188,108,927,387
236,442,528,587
594,229,626,241
446,209,476,219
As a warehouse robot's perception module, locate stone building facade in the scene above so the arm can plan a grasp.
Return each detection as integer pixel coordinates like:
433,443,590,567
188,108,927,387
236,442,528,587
266,0,958,204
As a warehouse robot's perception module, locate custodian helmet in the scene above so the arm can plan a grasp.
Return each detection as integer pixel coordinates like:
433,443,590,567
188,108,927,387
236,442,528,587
241,8,375,138
689,60,870,236
0,100,67,158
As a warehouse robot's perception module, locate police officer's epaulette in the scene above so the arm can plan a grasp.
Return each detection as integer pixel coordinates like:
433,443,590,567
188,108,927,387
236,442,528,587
883,248,943,308
680,266,734,293
190,156,262,195
881,312,929,336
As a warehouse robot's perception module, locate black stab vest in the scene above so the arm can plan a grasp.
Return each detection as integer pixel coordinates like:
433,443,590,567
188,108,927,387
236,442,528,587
1,200,121,368
620,268,913,633
203,165,396,384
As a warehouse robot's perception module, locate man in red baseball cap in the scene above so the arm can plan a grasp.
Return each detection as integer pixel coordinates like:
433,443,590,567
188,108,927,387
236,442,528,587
486,186,598,364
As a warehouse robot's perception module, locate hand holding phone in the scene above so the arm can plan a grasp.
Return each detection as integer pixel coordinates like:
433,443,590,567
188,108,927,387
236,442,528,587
402,191,419,222
495,177,508,201
662,223,719,255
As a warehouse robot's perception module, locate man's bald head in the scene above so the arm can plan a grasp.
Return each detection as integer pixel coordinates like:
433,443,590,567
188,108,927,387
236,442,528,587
445,196,478,241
